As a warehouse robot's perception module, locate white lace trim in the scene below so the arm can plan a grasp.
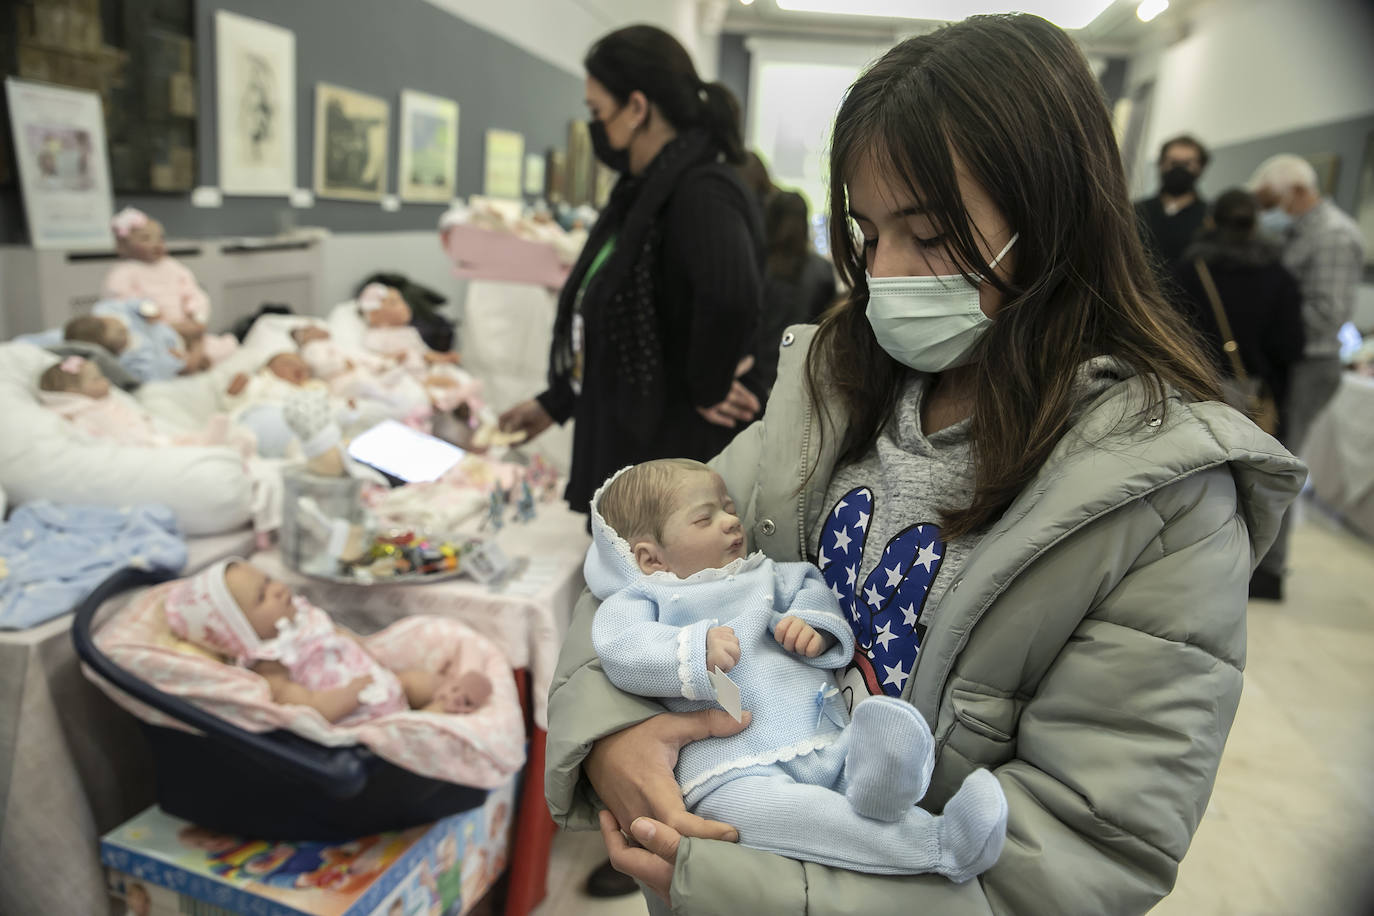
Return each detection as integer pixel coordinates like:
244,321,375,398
679,733,841,798
677,627,698,700
646,551,767,585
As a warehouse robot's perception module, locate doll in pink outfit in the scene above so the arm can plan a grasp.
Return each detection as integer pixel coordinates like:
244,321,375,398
355,283,488,423
102,207,238,364
37,356,249,454
165,559,494,725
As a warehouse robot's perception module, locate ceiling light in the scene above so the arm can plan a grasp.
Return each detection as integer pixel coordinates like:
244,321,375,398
773,1,1117,30
1136,0,1168,21
740,0,755,5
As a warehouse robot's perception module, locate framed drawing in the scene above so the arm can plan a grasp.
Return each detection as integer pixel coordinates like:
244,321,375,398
523,152,546,197
215,11,294,196
1301,152,1341,197
567,119,592,206
313,83,389,202
545,148,567,203
483,129,524,199
1353,133,1374,265
5,78,115,250
398,89,458,203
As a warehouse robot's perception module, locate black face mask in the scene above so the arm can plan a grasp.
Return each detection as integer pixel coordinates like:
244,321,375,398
589,117,630,173
1161,164,1198,195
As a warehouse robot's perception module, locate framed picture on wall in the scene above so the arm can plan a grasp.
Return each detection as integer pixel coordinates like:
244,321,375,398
567,119,592,206
313,83,390,202
5,78,115,250
483,129,524,200
546,148,567,203
398,89,458,203
1354,133,1374,265
215,11,295,196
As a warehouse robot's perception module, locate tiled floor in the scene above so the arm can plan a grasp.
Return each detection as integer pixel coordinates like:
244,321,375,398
531,507,1374,916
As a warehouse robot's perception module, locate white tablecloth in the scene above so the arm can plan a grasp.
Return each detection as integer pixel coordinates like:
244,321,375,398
250,501,589,729
1305,372,1374,539
0,528,258,916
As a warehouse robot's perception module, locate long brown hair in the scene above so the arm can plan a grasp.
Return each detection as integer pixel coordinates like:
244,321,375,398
807,13,1220,540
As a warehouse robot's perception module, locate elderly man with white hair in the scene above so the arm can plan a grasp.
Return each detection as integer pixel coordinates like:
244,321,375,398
1247,153,1365,600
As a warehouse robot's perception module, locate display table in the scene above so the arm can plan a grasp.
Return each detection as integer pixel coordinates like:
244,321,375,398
251,501,590,916
1305,372,1374,540
0,527,258,916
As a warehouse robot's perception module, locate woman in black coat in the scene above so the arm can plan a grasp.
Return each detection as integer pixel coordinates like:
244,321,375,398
499,26,764,515
1171,188,1305,431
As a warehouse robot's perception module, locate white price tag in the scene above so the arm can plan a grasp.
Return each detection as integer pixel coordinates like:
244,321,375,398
381,194,401,212
290,188,315,208
708,667,742,722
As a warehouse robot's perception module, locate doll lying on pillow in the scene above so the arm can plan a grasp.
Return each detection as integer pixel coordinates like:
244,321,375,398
165,559,492,724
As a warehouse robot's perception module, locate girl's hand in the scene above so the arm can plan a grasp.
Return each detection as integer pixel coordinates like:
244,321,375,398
226,373,249,396
600,810,683,904
774,615,831,657
585,710,750,848
696,356,761,429
424,350,461,365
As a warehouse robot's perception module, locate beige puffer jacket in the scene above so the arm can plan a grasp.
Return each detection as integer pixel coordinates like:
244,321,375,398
546,325,1306,915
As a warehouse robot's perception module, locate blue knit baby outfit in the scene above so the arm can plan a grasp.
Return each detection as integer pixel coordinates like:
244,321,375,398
586,470,1008,880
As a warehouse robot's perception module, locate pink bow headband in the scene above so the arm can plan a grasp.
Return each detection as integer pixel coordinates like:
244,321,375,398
358,283,390,313
110,207,149,238
59,356,85,374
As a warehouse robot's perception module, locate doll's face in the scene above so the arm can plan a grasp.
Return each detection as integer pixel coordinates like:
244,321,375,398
119,220,167,262
365,289,412,328
632,470,745,578
267,352,312,385
225,562,297,638
436,671,493,713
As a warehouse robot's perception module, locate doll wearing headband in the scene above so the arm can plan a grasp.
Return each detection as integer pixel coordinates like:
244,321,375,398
38,356,248,453
165,559,493,724
102,207,237,363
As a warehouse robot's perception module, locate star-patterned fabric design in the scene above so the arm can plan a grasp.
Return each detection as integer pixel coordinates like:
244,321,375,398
817,487,945,699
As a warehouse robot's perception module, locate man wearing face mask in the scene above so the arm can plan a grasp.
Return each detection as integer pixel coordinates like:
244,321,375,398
1134,135,1210,274
1245,153,1365,600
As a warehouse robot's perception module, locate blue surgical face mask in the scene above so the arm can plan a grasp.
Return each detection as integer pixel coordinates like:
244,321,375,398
1259,207,1294,237
864,233,1018,373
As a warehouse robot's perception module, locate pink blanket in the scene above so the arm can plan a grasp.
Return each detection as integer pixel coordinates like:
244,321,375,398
90,583,526,787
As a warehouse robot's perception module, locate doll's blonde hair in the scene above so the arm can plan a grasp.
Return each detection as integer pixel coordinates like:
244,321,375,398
599,458,713,545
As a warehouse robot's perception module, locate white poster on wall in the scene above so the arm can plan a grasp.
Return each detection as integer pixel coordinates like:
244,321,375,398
215,10,295,196
399,89,459,203
4,77,115,250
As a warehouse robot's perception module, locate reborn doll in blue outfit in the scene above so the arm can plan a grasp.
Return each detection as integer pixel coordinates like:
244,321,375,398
587,459,1007,880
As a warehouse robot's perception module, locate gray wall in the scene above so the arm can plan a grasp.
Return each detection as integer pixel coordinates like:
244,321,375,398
1186,113,1374,219
2,0,586,243
718,33,752,135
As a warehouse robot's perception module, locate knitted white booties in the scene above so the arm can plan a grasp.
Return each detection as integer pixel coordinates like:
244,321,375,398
282,389,344,477
844,696,935,821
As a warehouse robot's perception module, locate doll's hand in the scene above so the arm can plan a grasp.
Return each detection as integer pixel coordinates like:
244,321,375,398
706,626,740,672
292,326,331,346
227,373,249,396
774,616,832,658
424,350,461,365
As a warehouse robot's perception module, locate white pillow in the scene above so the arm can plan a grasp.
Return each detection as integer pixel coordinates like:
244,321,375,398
0,342,252,536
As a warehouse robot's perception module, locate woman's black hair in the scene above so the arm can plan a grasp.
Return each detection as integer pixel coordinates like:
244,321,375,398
1211,188,1258,243
765,190,811,282
584,25,744,164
